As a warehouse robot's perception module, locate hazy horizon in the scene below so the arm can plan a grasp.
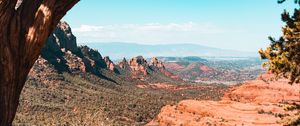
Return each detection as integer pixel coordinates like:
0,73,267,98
83,42,260,60
80,41,258,52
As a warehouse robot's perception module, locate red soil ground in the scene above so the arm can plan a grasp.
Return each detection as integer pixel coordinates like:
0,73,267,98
147,74,300,126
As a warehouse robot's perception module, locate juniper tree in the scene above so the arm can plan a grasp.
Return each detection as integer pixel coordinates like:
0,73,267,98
259,0,300,84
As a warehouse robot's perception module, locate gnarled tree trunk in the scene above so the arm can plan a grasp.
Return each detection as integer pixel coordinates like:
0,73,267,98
0,0,79,125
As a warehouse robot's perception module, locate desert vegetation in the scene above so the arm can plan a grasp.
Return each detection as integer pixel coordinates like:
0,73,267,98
14,62,228,125
0,0,299,126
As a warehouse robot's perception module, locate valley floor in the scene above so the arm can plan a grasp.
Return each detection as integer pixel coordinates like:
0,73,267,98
14,73,227,126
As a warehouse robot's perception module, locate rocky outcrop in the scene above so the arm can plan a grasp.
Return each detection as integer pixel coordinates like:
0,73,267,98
36,21,110,78
151,57,181,80
42,21,78,55
148,74,300,126
124,56,181,81
118,58,131,70
41,21,82,72
54,21,78,53
120,56,180,81
104,56,115,71
129,56,149,76
150,57,165,69
79,46,107,69
64,50,86,73
36,21,180,84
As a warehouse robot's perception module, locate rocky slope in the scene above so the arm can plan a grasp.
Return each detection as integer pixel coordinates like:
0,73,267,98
37,21,177,84
148,73,300,126
14,21,228,125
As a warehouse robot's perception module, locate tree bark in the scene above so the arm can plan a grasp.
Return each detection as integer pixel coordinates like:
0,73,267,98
0,0,79,125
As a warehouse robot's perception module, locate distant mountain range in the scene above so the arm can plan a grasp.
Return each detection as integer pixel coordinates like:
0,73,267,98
83,42,258,60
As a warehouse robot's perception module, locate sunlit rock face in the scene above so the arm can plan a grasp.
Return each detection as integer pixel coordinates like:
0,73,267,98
148,74,300,126
41,21,78,55
38,21,107,74
41,21,79,60
150,57,165,69
104,56,115,71
129,56,149,76
53,21,78,53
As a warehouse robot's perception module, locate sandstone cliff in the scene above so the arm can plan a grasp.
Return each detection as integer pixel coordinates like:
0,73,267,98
31,22,112,84
32,21,180,85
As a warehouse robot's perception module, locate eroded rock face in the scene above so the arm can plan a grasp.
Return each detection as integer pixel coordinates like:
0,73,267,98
104,56,115,71
37,21,180,85
129,56,149,76
64,50,86,73
42,21,78,55
40,21,82,72
150,57,165,69
79,46,107,69
150,57,181,80
118,58,131,70
37,21,180,83
37,21,110,76
53,21,78,53
125,56,181,80
148,74,300,126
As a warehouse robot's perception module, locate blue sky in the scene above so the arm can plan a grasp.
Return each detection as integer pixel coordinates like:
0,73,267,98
63,0,299,52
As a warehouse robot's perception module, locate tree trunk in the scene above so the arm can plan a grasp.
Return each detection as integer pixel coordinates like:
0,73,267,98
0,0,79,125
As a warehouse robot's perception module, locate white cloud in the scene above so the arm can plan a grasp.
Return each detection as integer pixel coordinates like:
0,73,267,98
73,22,226,44
73,22,224,33
73,25,104,32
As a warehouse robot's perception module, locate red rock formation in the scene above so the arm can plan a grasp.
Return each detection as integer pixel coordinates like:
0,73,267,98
148,75,300,126
150,57,181,80
129,56,149,77
150,57,165,69
64,50,86,72
39,22,180,83
55,21,79,53
41,22,109,74
104,56,115,71
118,58,131,70
126,56,181,80
79,46,107,69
